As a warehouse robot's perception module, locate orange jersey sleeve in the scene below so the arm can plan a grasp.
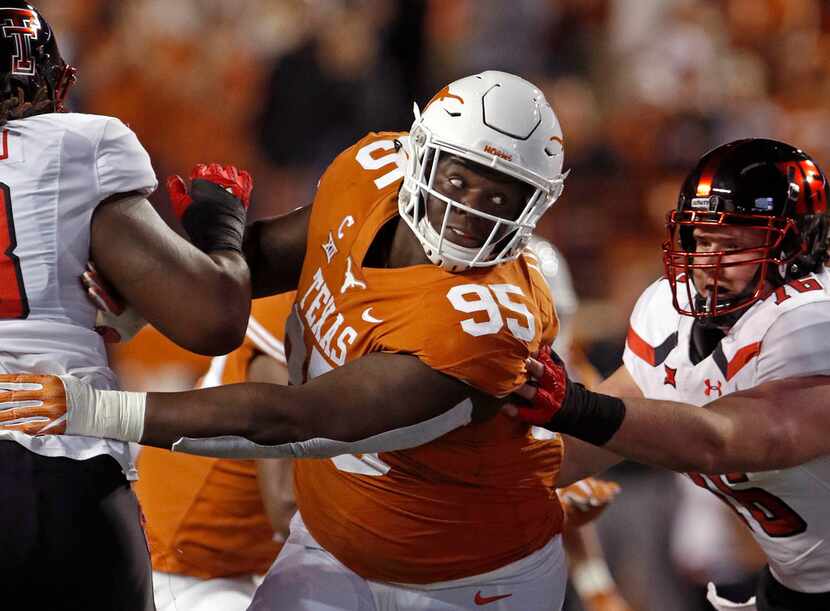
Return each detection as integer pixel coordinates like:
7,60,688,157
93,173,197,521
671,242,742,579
135,293,295,579
288,132,564,583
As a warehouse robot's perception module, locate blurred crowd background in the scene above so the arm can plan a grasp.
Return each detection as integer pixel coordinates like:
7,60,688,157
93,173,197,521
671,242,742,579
39,1,830,609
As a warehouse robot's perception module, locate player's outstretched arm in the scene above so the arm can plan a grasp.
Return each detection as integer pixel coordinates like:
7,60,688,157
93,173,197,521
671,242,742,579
242,205,311,298
0,353,500,456
609,375,830,473
510,350,830,473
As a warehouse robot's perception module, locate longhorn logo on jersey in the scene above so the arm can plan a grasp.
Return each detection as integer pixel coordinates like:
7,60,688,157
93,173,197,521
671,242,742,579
1,9,41,76
340,257,366,293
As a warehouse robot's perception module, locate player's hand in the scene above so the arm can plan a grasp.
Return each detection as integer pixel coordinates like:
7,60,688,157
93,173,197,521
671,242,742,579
583,590,634,611
166,163,253,220
503,345,569,425
0,374,69,435
558,477,621,530
81,262,146,342
166,163,253,253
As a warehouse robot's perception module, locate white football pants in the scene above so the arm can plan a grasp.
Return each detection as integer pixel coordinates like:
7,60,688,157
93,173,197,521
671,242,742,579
248,512,567,611
154,570,260,611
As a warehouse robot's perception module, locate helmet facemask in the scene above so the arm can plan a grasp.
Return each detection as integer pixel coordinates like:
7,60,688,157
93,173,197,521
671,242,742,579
663,210,803,322
399,116,565,272
398,71,567,273
663,138,830,326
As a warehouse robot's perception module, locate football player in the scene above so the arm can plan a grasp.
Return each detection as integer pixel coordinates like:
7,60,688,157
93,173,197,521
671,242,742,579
0,71,580,609
0,3,252,609
509,139,830,611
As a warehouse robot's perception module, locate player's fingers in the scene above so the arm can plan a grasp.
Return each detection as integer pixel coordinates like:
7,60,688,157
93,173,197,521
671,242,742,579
207,162,224,178
190,163,209,179
80,269,97,291
0,420,44,434
88,285,123,315
502,404,521,419
94,326,122,343
513,382,538,401
85,286,110,313
525,357,544,379
0,374,46,390
603,481,621,494
166,175,188,202
166,175,192,219
239,170,253,207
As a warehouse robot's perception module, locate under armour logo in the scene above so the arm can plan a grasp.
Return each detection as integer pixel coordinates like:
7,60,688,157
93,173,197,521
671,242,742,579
703,379,722,397
340,257,366,294
1,9,41,76
663,365,677,388
321,232,338,263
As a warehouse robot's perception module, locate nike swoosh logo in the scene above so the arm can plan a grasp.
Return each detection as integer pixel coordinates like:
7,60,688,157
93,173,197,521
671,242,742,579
361,307,383,324
474,591,512,606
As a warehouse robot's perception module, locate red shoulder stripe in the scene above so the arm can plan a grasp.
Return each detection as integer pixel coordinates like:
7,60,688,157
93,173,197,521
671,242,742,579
626,326,656,366
725,342,762,381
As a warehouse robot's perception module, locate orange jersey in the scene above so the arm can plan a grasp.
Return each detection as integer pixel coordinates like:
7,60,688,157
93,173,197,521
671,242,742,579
289,132,565,584
134,293,294,579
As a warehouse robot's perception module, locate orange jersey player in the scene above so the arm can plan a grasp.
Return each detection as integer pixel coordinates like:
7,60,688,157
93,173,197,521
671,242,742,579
134,293,296,611
0,72,576,609
281,125,562,592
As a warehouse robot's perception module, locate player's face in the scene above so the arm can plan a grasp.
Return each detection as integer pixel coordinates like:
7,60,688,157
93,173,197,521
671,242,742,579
425,155,530,249
691,225,770,301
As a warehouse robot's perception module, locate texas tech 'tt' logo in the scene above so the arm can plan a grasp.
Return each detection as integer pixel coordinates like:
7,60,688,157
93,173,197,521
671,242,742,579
1,9,42,77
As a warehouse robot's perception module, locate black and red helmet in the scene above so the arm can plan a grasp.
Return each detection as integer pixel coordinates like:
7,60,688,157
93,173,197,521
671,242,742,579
663,138,829,320
0,2,76,114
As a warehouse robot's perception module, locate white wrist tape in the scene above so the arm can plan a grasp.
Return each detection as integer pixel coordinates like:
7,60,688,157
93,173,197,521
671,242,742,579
571,558,614,597
61,375,146,443
706,583,757,610
171,397,474,459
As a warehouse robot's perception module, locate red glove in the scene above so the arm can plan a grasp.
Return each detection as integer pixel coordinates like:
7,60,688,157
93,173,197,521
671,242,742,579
166,163,253,220
513,345,569,425
166,163,253,254
81,262,146,343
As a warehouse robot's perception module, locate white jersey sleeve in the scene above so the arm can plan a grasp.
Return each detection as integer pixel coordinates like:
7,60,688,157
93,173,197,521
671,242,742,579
622,277,681,395
755,301,830,382
95,118,156,201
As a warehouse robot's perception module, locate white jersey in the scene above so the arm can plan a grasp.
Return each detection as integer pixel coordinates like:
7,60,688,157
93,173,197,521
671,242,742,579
623,268,830,593
0,112,157,479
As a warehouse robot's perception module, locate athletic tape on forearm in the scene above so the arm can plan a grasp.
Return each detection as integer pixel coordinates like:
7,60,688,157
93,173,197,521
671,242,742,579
61,375,146,443
171,398,474,459
551,382,626,446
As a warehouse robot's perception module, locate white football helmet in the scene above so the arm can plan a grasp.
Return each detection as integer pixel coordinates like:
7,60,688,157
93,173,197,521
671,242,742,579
399,71,567,272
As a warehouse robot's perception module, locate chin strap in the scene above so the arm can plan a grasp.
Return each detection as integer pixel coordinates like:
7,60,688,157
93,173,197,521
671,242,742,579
417,216,479,272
